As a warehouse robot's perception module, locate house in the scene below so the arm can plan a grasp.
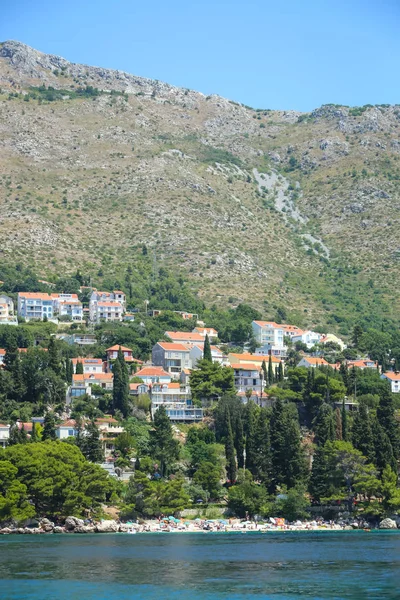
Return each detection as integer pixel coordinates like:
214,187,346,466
228,352,282,369
18,292,55,321
150,382,203,422
0,295,17,326
292,330,322,349
347,359,378,370
281,324,303,339
0,349,5,367
381,372,400,393
71,358,104,374
95,416,124,457
165,331,205,344
231,363,263,394
90,300,123,323
297,357,330,368
56,419,78,439
69,372,113,400
193,327,219,340
90,290,126,307
129,382,150,396
106,345,141,364
189,344,225,368
0,423,10,448
52,293,83,321
251,321,287,357
319,333,347,351
152,342,192,376
134,366,171,385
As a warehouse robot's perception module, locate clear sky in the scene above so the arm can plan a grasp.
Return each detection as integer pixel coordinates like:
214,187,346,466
1,0,398,111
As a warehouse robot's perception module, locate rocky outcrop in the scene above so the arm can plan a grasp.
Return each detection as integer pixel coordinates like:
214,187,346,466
64,516,85,531
95,520,119,533
74,525,96,534
53,526,65,534
40,518,55,532
379,518,397,529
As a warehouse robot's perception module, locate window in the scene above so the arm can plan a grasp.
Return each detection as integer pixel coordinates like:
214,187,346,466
68,429,75,437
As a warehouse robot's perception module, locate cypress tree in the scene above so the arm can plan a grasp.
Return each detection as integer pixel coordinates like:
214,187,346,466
377,386,400,459
31,422,38,442
261,360,268,383
339,362,349,390
373,419,397,475
352,404,374,464
151,405,180,477
243,401,258,475
335,407,342,440
341,398,348,442
235,415,245,469
75,360,84,375
278,361,284,382
268,355,274,385
225,420,237,484
313,403,335,446
309,446,330,501
270,397,286,490
203,334,212,362
42,412,57,441
48,337,61,375
254,407,272,485
284,410,306,488
112,348,130,417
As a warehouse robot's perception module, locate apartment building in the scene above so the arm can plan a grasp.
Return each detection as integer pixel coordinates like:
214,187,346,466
251,321,287,357
152,342,191,375
18,292,55,321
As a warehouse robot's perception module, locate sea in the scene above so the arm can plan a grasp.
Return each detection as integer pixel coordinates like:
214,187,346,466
0,531,399,599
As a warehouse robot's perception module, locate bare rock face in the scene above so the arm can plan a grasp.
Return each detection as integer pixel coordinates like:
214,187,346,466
379,518,397,529
40,518,54,532
74,525,96,534
64,516,85,531
95,520,119,533
53,526,65,534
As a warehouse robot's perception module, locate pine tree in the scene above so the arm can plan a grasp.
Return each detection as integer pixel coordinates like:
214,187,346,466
203,334,212,362
80,422,103,462
268,355,274,385
151,405,180,477
48,337,61,375
352,404,374,464
377,386,400,459
31,422,38,442
7,424,28,446
313,403,335,446
339,362,349,390
225,420,237,484
42,412,57,441
309,446,330,501
270,397,286,490
341,398,348,442
75,360,84,375
284,411,307,488
373,419,397,475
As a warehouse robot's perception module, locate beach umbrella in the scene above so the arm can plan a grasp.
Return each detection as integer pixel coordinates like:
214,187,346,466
219,520,228,525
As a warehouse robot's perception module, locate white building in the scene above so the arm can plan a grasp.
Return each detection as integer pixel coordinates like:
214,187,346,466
231,363,263,394
71,358,104,374
52,293,83,321
381,372,400,393
165,331,205,345
193,327,219,340
152,342,192,376
251,321,287,358
0,295,17,326
297,357,329,368
150,382,203,422
292,330,322,349
0,423,10,448
18,292,55,321
134,366,171,385
90,300,123,323
56,419,78,439
189,344,224,368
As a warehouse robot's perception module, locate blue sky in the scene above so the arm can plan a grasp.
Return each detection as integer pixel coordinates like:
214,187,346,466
1,0,398,111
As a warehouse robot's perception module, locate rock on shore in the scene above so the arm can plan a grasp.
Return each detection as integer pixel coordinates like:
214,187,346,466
379,518,397,529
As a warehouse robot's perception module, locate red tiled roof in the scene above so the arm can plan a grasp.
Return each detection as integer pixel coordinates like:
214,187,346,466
136,366,170,377
165,331,204,341
18,292,53,300
382,372,400,381
157,342,190,352
107,345,133,352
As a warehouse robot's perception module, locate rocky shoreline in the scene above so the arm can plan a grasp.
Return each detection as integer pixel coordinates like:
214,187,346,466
0,516,398,535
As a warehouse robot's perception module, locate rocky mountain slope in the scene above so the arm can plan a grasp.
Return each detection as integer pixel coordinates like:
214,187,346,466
0,40,399,332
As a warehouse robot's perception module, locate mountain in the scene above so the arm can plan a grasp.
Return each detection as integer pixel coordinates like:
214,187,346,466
0,40,399,333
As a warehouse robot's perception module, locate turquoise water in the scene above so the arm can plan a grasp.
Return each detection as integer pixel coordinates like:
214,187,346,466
0,531,399,599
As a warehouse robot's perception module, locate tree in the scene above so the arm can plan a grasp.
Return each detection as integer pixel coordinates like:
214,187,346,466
270,399,306,491
190,360,235,402
48,337,61,375
254,407,271,485
151,406,180,477
203,334,212,362
373,419,397,475
112,348,130,417
225,419,237,484
65,358,74,383
277,361,284,382
261,360,268,383
275,484,310,521
79,422,103,463
352,404,375,464
351,325,363,347
114,431,135,457
0,461,35,524
227,470,269,518
341,398,348,442
75,360,84,375
193,462,222,500
335,408,342,441
243,401,259,475
268,356,274,386
42,412,57,441
377,386,400,459
312,403,335,446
